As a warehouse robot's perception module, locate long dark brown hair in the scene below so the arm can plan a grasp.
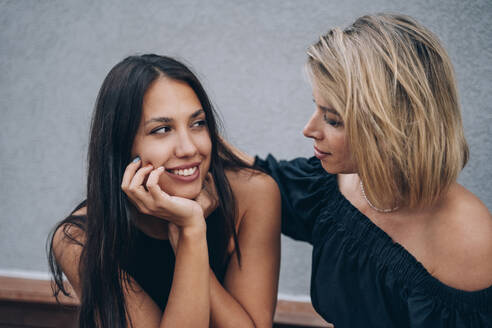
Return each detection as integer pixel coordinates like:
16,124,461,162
47,54,250,327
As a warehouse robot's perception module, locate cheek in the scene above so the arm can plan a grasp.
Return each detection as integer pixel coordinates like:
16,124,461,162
196,133,212,159
149,149,172,166
324,127,345,151
325,130,353,163
334,136,349,155
335,138,353,163
337,137,357,170
158,173,176,194
133,139,173,166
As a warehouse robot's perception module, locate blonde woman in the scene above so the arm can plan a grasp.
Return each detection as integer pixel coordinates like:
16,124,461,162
237,13,492,327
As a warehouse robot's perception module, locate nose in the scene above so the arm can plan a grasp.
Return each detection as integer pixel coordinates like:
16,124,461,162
303,110,322,140
175,130,198,158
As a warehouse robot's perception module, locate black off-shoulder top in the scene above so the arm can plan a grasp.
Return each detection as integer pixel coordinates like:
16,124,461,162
255,155,492,328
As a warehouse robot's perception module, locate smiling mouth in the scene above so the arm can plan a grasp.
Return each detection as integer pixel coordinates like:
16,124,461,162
167,166,198,177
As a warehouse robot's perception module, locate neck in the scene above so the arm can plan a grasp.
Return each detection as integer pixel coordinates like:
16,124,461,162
359,179,399,213
338,173,400,215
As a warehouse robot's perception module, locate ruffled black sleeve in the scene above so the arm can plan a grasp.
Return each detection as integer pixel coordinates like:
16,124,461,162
254,155,336,244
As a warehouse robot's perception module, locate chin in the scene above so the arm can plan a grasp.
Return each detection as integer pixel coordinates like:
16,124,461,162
320,160,357,175
320,161,340,174
172,190,201,199
160,184,202,199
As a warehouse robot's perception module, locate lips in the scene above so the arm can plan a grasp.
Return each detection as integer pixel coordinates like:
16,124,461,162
313,145,331,159
169,166,198,177
165,162,201,181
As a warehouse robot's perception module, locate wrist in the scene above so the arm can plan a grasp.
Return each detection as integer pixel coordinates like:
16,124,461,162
180,217,207,239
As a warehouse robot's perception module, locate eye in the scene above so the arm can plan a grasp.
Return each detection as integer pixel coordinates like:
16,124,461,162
323,113,342,127
191,119,207,128
313,100,342,127
150,126,171,134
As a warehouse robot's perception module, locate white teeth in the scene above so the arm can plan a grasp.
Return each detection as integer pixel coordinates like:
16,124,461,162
172,166,197,177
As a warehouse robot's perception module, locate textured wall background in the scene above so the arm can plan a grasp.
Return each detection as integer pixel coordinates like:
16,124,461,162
1,0,491,298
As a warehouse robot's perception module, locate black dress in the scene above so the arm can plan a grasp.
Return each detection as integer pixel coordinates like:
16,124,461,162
122,209,228,310
255,155,492,328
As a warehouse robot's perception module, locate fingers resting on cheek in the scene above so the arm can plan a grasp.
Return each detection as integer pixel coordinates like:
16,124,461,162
146,167,167,201
121,157,166,215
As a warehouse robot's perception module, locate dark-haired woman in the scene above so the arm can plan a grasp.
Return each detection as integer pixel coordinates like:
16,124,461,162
48,54,280,328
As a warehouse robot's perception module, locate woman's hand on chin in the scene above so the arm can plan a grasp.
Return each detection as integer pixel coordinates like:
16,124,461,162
121,159,205,232
195,172,219,218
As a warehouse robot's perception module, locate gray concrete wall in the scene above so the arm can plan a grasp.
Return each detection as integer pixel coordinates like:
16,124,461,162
1,0,490,298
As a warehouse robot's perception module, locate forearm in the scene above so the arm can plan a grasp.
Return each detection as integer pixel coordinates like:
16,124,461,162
161,224,210,328
209,269,256,328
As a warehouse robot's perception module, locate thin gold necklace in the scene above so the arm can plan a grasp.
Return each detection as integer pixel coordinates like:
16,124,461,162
359,180,398,213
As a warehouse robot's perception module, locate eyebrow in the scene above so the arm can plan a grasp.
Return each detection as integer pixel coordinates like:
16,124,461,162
319,105,340,116
312,98,340,116
144,109,205,125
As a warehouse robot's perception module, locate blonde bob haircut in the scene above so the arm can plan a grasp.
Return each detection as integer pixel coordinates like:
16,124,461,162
306,13,469,209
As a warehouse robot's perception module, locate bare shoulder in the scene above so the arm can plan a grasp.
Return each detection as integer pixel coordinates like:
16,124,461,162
225,168,280,207
52,207,87,252
52,221,85,267
430,184,492,291
72,206,87,217
443,184,492,242
225,168,281,227
51,207,87,295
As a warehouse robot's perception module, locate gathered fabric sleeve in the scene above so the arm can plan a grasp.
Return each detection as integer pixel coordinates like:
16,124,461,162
254,155,337,244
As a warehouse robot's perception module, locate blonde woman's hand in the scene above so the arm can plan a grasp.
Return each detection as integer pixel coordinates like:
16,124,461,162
121,159,205,230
